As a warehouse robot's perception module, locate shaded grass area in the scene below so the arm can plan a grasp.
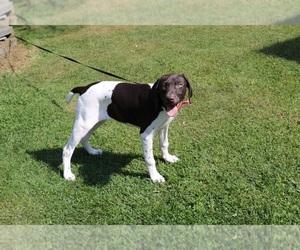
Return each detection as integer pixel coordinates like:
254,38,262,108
1,26,300,224
259,36,300,63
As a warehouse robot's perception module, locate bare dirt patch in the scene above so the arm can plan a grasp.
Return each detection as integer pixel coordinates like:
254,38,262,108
0,34,35,73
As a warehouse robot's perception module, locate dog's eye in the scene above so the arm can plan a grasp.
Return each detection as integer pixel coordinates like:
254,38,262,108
175,83,183,88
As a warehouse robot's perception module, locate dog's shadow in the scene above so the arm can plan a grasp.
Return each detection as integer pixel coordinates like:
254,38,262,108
27,147,148,186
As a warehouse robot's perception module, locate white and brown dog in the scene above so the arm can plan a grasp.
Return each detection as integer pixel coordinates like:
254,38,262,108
63,73,193,182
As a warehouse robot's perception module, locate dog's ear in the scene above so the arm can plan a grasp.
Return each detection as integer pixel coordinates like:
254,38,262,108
181,74,193,103
150,77,163,110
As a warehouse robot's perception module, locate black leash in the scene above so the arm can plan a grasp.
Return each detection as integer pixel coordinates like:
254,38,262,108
16,35,131,82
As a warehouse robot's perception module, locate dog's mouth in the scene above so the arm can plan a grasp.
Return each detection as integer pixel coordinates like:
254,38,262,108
165,100,190,117
166,104,179,117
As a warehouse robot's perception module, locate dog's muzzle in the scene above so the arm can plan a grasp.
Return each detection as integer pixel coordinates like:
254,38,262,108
166,100,191,117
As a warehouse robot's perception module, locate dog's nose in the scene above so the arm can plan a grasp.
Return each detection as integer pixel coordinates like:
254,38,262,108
168,96,174,101
167,95,175,104
166,92,175,102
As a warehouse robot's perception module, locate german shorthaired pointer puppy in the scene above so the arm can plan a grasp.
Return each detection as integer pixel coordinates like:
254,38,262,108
63,73,193,182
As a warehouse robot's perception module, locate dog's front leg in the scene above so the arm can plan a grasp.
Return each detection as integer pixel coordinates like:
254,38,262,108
141,133,165,183
159,126,179,163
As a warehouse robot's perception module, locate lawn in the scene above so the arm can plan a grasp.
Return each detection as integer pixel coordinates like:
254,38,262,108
0,26,299,225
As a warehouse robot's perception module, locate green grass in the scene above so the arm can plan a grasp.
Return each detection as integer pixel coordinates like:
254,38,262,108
1,26,300,224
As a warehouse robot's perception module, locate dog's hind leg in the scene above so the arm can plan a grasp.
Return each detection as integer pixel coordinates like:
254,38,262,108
63,120,100,181
81,121,104,155
63,134,80,181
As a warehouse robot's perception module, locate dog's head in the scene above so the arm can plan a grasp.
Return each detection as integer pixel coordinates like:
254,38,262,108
151,73,193,116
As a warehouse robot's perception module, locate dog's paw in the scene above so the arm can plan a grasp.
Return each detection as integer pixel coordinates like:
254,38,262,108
150,173,165,183
64,172,76,181
88,148,103,155
163,154,179,163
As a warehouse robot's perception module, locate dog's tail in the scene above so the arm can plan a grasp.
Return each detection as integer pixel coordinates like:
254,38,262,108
66,89,77,103
65,88,81,103
65,91,75,103
65,86,87,103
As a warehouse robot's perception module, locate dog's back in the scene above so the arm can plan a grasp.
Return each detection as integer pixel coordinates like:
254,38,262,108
65,81,121,104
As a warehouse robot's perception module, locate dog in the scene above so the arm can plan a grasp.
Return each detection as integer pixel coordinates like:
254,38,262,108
62,73,193,182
